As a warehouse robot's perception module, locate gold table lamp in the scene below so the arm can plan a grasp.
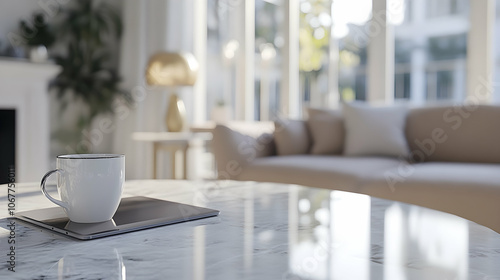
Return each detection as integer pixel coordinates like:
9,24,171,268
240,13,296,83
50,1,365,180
146,52,199,132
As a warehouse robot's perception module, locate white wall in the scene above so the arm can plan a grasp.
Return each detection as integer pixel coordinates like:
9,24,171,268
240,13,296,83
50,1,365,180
113,0,197,179
0,0,41,44
0,0,122,45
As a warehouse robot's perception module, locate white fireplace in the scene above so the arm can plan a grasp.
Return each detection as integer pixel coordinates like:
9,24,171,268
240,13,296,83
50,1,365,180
0,59,60,182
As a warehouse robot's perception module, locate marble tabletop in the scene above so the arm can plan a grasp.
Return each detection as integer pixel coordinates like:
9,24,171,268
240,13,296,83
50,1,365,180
1,180,500,279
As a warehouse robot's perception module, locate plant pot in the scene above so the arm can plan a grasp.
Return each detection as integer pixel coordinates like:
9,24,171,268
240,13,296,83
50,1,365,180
211,106,232,124
29,45,48,63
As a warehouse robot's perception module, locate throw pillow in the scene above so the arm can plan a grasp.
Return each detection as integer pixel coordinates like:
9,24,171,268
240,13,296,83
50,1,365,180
307,108,345,154
274,119,311,155
343,102,410,158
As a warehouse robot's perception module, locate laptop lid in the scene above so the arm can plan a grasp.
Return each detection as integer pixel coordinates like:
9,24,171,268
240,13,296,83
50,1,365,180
15,196,220,240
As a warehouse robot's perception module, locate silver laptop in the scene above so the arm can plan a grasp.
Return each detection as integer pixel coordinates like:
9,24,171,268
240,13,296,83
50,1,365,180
15,196,220,240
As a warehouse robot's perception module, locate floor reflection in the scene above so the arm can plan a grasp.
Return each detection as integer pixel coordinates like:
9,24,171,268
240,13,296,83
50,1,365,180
384,203,469,280
244,187,254,269
194,226,206,280
57,248,126,280
330,191,371,280
288,189,470,280
288,190,371,280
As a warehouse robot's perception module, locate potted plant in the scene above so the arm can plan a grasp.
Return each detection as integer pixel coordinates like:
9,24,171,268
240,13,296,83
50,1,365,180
211,99,232,124
50,0,132,152
19,12,55,62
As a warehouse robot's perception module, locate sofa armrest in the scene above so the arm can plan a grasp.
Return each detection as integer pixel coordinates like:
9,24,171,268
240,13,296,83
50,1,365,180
213,122,275,180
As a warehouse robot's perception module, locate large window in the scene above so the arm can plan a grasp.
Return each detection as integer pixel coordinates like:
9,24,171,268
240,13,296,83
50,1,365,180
205,0,495,123
394,0,469,102
299,0,371,107
332,0,371,102
494,0,500,103
207,0,236,121
299,0,332,109
207,0,283,121
255,0,282,120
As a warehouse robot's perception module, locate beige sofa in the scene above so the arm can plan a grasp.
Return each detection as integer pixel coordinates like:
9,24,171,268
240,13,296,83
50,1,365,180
213,104,500,233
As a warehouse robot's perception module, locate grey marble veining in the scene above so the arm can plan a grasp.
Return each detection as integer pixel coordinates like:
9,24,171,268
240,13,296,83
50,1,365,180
1,180,500,279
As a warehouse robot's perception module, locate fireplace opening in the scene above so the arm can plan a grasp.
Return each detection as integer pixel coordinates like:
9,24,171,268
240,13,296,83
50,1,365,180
0,110,15,184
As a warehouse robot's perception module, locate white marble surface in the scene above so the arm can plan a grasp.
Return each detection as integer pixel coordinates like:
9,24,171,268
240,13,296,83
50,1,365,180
1,180,500,279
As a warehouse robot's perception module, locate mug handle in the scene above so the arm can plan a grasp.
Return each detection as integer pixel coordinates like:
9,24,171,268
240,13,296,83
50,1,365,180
40,169,69,210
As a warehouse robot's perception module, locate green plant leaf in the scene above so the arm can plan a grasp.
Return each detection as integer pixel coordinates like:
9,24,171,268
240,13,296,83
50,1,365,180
50,0,132,126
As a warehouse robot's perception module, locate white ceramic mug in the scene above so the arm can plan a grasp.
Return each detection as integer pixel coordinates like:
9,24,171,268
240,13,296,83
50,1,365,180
40,154,125,223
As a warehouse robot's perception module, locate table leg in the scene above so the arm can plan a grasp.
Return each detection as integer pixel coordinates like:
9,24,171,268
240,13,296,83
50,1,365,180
171,149,177,179
182,146,188,179
153,142,158,179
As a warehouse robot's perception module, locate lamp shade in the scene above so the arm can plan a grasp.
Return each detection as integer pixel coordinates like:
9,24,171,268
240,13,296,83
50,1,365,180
145,52,199,86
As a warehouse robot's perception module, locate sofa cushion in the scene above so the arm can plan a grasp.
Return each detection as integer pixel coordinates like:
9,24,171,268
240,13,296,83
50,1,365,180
213,123,275,179
343,102,410,158
274,119,311,155
359,162,500,233
406,105,500,163
307,108,345,155
236,155,401,191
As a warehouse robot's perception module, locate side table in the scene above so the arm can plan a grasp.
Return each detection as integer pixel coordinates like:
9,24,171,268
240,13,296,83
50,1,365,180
132,132,212,179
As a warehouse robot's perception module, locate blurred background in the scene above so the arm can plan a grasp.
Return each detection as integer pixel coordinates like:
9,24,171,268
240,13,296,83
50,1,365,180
0,0,499,182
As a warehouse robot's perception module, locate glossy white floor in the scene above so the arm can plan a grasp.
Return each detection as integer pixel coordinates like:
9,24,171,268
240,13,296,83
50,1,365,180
1,180,499,279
